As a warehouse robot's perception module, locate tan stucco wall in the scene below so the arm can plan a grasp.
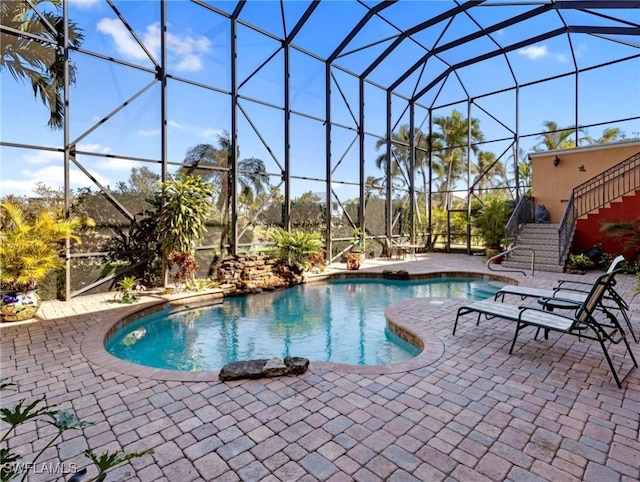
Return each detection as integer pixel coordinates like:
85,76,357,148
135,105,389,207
530,140,640,222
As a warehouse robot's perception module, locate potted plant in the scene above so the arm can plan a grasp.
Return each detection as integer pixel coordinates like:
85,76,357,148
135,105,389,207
567,253,593,273
473,198,511,262
0,203,92,321
346,228,366,270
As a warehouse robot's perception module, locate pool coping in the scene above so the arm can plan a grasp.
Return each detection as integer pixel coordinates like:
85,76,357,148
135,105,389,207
82,270,518,382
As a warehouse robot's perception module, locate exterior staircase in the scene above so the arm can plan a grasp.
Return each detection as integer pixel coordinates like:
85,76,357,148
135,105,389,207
499,150,640,274
502,224,565,273
573,189,640,258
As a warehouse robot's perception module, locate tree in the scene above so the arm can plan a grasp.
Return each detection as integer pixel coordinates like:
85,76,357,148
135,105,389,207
584,127,622,145
375,124,440,236
0,0,84,129
472,151,506,197
432,110,484,210
158,173,216,286
115,166,160,195
181,133,269,256
290,191,325,230
534,121,586,151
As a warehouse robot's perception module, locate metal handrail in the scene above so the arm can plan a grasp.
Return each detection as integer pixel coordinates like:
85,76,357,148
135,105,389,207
504,195,533,249
487,246,535,277
556,150,640,265
557,191,576,265
573,150,640,218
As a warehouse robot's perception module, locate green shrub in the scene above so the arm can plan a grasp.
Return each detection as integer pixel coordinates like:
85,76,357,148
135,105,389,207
267,228,324,270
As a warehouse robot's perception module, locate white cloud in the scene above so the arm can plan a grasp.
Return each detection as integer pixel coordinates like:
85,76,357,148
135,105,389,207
97,18,148,60
77,143,112,155
23,150,62,165
168,120,185,130
97,20,211,72
0,165,111,197
518,45,547,60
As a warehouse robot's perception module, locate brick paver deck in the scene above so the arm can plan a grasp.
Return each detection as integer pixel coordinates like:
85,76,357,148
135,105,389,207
1,253,639,481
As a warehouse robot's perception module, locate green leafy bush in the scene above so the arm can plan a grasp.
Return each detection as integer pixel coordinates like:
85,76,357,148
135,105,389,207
267,228,324,270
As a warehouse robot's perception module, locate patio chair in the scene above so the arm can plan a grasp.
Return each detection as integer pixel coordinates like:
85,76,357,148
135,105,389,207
494,255,637,342
453,270,638,388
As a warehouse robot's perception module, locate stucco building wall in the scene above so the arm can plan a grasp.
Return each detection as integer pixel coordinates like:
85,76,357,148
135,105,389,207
530,140,640,223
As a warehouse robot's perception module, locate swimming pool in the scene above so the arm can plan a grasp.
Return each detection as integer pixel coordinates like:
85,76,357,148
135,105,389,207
105,276,505,371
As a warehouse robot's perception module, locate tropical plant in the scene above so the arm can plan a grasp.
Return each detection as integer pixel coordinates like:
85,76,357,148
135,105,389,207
534,120,586,151
1,379,151,482
568,253,593,270
166,251,199,287
432,110,484,210
0,203,93,292
600,218,640,258
180,134,269,257
267,228,324,271
473,197,511,249
158,173,215,286
114,275,143,304
350,227,366,253
0,0,84,129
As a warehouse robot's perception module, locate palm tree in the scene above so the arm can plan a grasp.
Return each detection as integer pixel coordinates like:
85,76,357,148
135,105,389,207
181,133,269,257
472,151,506,197
584,127,622,145
375,124,439,236
535,121,588,151
1,0,84,129
432,110,484,210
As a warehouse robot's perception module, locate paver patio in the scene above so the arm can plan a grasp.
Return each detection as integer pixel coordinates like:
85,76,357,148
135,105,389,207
1,253,639,481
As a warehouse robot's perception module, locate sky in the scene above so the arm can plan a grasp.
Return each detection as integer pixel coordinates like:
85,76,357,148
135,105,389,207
1,0,639,202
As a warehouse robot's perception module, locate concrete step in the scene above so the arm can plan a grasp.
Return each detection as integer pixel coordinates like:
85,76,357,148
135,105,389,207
502,260,564,273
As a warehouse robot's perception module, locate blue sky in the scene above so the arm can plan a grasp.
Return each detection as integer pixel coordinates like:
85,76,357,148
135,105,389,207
1,0,639,201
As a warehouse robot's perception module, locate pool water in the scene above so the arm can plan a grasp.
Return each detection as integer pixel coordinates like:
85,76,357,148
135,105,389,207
105,277,505,371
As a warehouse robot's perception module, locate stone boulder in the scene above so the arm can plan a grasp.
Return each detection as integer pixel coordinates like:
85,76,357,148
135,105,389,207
219,356,309,381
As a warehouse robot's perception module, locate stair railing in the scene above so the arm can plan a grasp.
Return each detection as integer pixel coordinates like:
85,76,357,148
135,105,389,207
486,246,535,277
557,150,640,265
503,195,533,252
573,150,640,217
557,192,576,265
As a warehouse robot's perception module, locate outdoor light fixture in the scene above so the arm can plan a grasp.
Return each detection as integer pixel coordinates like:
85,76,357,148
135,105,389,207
553,155,560,167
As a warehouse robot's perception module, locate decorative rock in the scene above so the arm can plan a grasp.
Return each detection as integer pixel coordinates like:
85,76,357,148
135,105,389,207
284,356,309,375
219,356,310,381
263,357,289,377
219,359,269,381
382,269,410,280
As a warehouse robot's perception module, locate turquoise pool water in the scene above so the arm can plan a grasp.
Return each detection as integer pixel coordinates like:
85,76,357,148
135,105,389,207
105,277,505,371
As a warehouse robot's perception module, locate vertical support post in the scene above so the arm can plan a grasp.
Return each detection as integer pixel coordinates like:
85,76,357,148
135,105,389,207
62,0,71,300
230,17,239,254
427,109,433,251
574,69,579,148
325,62,332,258
514,85,520,202
358,78,365,236
160,0,169,287
409,103,416,243
283,40,291,232
466,99,472,255
385,90,392,242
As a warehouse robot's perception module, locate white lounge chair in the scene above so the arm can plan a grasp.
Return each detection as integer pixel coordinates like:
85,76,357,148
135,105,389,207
494,255,637,342
454,270,638,388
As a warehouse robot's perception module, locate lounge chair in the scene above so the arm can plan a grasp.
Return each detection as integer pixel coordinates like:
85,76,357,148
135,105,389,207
494,255,637,342
453,270,638,388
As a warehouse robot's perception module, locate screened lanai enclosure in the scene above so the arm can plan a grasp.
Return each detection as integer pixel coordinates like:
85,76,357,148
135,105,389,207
1,0,639,299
